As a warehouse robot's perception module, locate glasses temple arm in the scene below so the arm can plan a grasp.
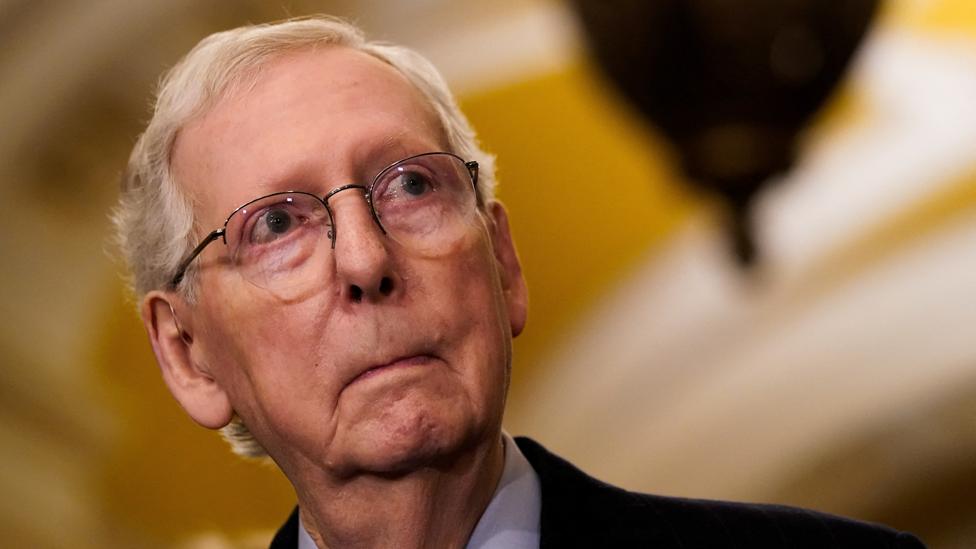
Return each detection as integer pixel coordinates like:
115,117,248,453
170,228,225,288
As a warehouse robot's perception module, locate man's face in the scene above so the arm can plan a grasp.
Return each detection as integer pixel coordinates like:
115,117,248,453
162,47,526,479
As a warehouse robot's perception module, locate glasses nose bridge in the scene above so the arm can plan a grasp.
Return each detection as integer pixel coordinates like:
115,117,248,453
323,183,386,248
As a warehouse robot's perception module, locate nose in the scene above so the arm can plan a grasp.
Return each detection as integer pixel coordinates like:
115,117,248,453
327,187,397,303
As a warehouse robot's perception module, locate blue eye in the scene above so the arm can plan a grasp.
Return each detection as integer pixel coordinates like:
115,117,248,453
398,171,432,196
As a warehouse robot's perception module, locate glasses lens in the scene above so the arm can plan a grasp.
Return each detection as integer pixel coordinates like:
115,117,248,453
370,153,477,256
224,192,332,292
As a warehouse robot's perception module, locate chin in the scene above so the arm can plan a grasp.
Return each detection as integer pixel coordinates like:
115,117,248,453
342,401,484,476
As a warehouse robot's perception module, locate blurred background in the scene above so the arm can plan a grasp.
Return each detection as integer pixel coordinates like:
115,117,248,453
1,0,974,547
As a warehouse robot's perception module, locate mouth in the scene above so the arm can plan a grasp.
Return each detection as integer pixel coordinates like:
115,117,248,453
349,354,437,385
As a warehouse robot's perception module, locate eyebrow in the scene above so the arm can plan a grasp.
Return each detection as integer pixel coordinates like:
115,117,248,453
251,131,443,200
365,132,424,167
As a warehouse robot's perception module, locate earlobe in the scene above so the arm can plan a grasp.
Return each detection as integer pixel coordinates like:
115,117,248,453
487,201,528,337
141,291,233,429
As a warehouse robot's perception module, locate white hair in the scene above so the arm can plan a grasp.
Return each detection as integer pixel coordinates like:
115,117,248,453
112,15,496,458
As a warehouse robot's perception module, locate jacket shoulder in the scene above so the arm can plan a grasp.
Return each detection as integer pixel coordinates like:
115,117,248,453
268,506,299,549
514,436,925,549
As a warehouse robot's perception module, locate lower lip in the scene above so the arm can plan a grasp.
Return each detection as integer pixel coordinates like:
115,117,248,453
354,355,433,383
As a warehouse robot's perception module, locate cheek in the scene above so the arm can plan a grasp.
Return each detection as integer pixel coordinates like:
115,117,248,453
195,289,342,419
431,240,512,384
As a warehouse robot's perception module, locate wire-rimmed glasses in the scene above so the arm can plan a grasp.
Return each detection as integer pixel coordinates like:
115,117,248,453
169,152,479,296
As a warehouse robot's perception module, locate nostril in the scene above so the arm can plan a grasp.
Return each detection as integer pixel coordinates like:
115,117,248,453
349,284,363,302
379,276,393,296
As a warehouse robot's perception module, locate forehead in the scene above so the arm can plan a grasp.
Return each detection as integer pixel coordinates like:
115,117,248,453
172,46,445,223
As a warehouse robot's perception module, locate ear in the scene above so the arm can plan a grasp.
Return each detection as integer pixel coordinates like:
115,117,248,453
486,201,528,337
141,290,233,429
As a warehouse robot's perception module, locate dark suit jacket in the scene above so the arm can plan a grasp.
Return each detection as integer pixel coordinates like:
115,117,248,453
269,436,925,548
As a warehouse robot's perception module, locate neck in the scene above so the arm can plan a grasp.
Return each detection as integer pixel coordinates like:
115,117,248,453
293,434,505,549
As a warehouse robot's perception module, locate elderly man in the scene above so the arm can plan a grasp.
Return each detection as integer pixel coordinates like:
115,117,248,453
114,15,924,549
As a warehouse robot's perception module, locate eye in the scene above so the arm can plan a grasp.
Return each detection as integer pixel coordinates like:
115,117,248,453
373,166,439,206
250,207,301,244
397,170,433,197
265,208,292,234
227,193,330,269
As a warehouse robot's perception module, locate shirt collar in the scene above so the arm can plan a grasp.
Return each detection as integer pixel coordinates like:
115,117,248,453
465,432,542,549
297,432,541,549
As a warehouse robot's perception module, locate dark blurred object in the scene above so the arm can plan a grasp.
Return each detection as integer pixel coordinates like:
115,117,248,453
570,0,879,265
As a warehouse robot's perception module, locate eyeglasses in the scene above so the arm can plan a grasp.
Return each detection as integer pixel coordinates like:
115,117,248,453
170,152,479,296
